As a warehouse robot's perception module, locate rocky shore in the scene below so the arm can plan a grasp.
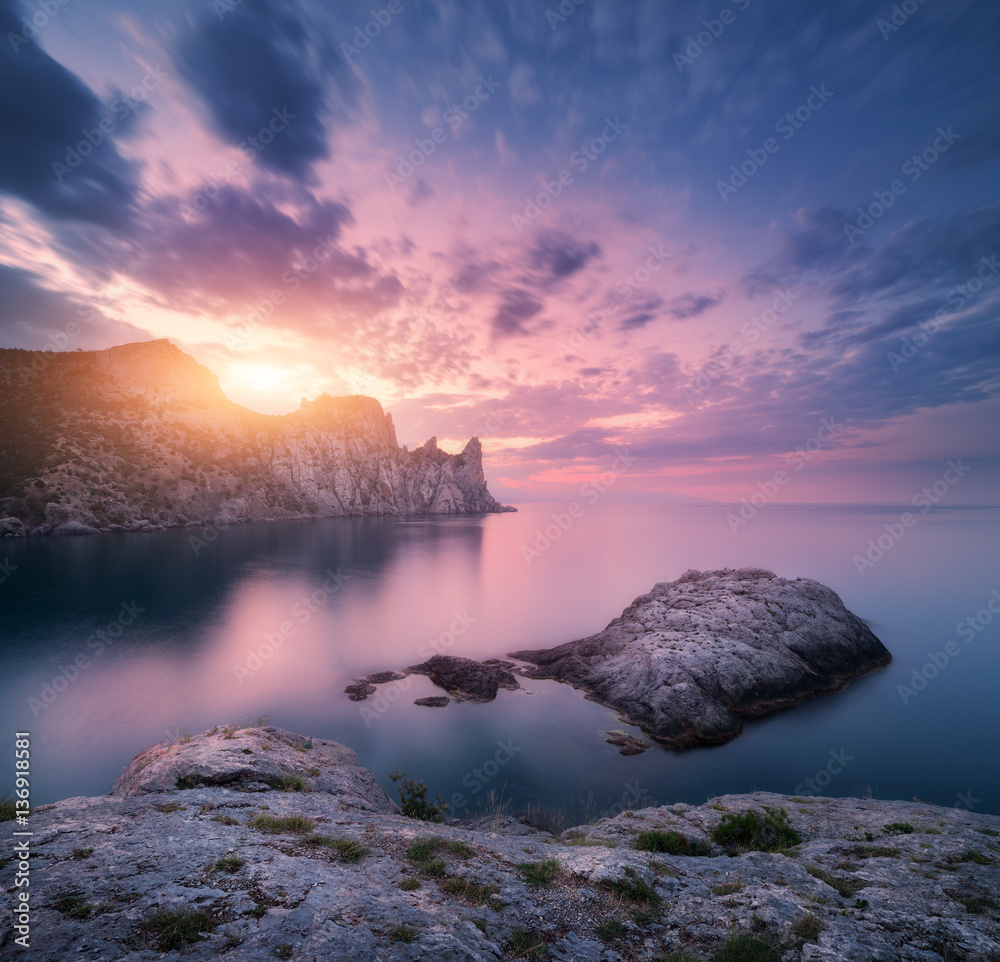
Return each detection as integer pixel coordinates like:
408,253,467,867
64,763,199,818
4,726,998,961
512,569,892,749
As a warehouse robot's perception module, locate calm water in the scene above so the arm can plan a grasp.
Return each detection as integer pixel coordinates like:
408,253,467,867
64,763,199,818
2,504,999,820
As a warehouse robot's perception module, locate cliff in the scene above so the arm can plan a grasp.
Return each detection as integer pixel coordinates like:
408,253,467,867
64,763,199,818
5,726,998,960
0,340,513,534
511,568,892,749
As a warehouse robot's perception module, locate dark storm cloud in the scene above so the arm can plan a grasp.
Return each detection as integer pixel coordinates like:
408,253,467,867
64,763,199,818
531,230,601,279
0,0,137,226
491,288,543,336
175,0,355,180
122,184,406,322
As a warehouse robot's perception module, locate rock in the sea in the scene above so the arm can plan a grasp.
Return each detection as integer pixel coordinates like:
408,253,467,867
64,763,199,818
406,654,521,702
366,670,407,684
8,728,999,962
51,521,101,536
512,568,891,748
605,731,650,755
343,680,377,701
0,516,27,537
414,695,450,707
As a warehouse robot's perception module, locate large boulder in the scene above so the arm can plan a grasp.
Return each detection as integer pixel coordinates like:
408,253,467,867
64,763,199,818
110,726,397,813
512,568,891,748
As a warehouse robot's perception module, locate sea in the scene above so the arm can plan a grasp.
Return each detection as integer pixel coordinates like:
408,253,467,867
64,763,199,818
3,503,998,822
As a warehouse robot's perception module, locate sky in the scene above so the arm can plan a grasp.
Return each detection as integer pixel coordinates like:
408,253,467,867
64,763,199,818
1,0,998,504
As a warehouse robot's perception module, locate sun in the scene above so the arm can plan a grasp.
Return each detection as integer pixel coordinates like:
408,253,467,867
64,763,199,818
241,365,287,391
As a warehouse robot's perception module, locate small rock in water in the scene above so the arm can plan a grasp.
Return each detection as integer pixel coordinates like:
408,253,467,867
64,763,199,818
366,670,407,684
414,696,450,707
605,731,650,755
344,680,376,701
406,654,521,702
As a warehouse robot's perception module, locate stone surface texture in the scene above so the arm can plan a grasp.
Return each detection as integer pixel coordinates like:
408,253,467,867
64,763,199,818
5,727,998,961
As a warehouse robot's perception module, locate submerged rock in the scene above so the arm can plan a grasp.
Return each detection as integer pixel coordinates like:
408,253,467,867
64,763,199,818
605,731,650,755
512,568,891,748
406,654,521,702
414,695,450,707
344,680,377,701
9,728,999,962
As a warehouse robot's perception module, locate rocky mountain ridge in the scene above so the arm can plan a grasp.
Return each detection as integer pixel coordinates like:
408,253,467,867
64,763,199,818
6,725,998,961
0,340,512,535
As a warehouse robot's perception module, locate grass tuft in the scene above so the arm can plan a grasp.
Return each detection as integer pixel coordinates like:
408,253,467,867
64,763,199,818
388,924,416,943
594,918,626,943
71,847,94,860
248,814,315,834
712,933,783,962
792,912,824,940
805,863,863,898
506,927,549,959
210,855,246,873
517,859,560,886
441,877,498,904
137,908,214,951
606,867,661,905
712,881,745,895
299,834,368,863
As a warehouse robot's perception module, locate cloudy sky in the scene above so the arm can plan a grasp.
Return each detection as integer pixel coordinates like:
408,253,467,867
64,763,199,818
1,0,998,503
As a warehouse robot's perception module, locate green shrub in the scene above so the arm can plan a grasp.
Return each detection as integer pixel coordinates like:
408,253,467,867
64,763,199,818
711,808,801,854
400,877,420,891
883,822,914,835
72,847,94,860
390,772,447,822
388,925,416,943
634,829,712,856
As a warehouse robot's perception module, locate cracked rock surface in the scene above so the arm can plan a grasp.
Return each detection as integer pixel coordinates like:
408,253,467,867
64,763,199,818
6,726,998,961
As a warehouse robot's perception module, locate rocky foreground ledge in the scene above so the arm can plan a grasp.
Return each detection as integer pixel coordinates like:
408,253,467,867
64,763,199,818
5,727,998,961
512,569,892,749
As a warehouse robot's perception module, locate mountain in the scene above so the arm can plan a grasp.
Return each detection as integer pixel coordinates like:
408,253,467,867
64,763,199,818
0,340,513,535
